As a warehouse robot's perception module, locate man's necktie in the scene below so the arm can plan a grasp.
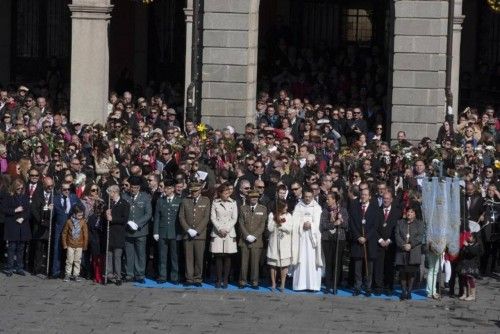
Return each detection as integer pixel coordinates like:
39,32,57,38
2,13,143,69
361,204,366,217
62,195,68,212
384,208,389,221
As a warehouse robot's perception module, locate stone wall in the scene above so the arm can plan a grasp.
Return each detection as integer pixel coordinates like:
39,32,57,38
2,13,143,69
391,0,449,142
200,0,260,131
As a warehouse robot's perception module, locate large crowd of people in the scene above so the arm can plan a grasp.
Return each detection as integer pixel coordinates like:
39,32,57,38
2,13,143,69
0,81,499,302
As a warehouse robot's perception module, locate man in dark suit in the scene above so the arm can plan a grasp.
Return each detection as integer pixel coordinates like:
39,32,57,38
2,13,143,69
122,176,152,283
30,177,55,277
348,188,383,296
159,146,178,181
373,191,402,296
179,182,211,286
153,179,181,284
51,182,81,278
26,168,43,203
238,190,267,289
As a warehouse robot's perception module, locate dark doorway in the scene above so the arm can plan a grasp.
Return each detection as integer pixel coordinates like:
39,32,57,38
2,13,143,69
257,0,392,136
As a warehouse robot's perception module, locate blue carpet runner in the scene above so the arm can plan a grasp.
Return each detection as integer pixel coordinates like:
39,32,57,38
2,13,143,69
134,278,427,301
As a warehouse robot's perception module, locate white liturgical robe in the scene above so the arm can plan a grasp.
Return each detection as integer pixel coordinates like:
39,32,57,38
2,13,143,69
291,199,323,291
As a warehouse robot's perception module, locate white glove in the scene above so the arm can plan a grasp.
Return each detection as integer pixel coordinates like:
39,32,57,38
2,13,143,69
127,221,138,231
246,235,256,243
16,218,24,224
187,229,197,238
153,234,159,241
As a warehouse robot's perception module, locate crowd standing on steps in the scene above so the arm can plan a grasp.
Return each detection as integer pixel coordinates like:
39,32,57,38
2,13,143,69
0,83,499,302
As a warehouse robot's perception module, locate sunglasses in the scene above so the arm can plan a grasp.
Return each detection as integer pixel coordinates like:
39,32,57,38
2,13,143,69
44,125,51,129
30,174,39,177
243,187,250,190
62,188,70,191
90,188,98,192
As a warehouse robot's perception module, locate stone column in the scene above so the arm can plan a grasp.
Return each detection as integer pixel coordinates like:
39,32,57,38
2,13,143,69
68,0,113,124
0,0,12,86
201,0,260,131
391,0,448,142
184,0,193,116
451,0,464,116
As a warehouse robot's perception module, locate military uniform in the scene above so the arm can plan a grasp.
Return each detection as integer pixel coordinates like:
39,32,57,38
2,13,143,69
123,191,152,280
238,203,267,286
179,195,211,284
153,195,182,282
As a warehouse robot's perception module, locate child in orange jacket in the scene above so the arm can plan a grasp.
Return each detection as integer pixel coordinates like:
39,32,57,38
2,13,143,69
61,204,88,282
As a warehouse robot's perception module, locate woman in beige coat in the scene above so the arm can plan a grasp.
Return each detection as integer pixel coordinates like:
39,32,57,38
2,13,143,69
267,199,293,291
210,184,238,288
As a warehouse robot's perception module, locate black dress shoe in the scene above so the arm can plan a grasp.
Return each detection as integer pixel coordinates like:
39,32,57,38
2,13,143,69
183,282,192,287
3,270,13,277
215,282,221,289
171,280,179,285
157,279,167,284
251,285,259,290
115,280,122,286
384,288,394,296
352,289,361,296
365,289,372,297
374,288,382,296
407,291,412,300
194,282,202,287
221,283,228,289
136,278,146,284
400,290,407,301
238,284,246,289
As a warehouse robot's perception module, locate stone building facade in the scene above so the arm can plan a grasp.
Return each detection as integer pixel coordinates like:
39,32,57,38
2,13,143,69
0,0,493,142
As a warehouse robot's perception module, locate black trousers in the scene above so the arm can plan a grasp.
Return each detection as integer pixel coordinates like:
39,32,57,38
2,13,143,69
32,239,48,275
373,246,396,290
353,258,373,290
322,239,345,289
481,241,499,275
448,261,464,296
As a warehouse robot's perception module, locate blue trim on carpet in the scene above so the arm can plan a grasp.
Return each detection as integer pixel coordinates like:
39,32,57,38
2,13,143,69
133,279,427,300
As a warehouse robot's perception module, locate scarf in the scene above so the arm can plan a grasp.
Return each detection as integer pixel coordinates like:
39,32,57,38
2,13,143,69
71,216,82,240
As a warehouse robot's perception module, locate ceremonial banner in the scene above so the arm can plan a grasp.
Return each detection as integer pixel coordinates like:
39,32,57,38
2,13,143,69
421,177,460,256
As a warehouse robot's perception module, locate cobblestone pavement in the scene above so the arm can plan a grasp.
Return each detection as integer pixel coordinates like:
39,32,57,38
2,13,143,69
0,274,499,334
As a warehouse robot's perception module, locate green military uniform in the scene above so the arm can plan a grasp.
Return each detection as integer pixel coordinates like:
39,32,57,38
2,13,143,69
123,191,152,280
153,195,182,281
179,193,211,284
238,203,267,287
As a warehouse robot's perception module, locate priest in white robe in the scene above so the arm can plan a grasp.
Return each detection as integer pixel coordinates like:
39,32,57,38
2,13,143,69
291,187,323,291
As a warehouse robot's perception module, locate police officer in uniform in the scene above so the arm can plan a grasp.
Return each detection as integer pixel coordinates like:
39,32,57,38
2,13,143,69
123,176,152,283
153,179,181,284
179,182,211,286
238,190,267,289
